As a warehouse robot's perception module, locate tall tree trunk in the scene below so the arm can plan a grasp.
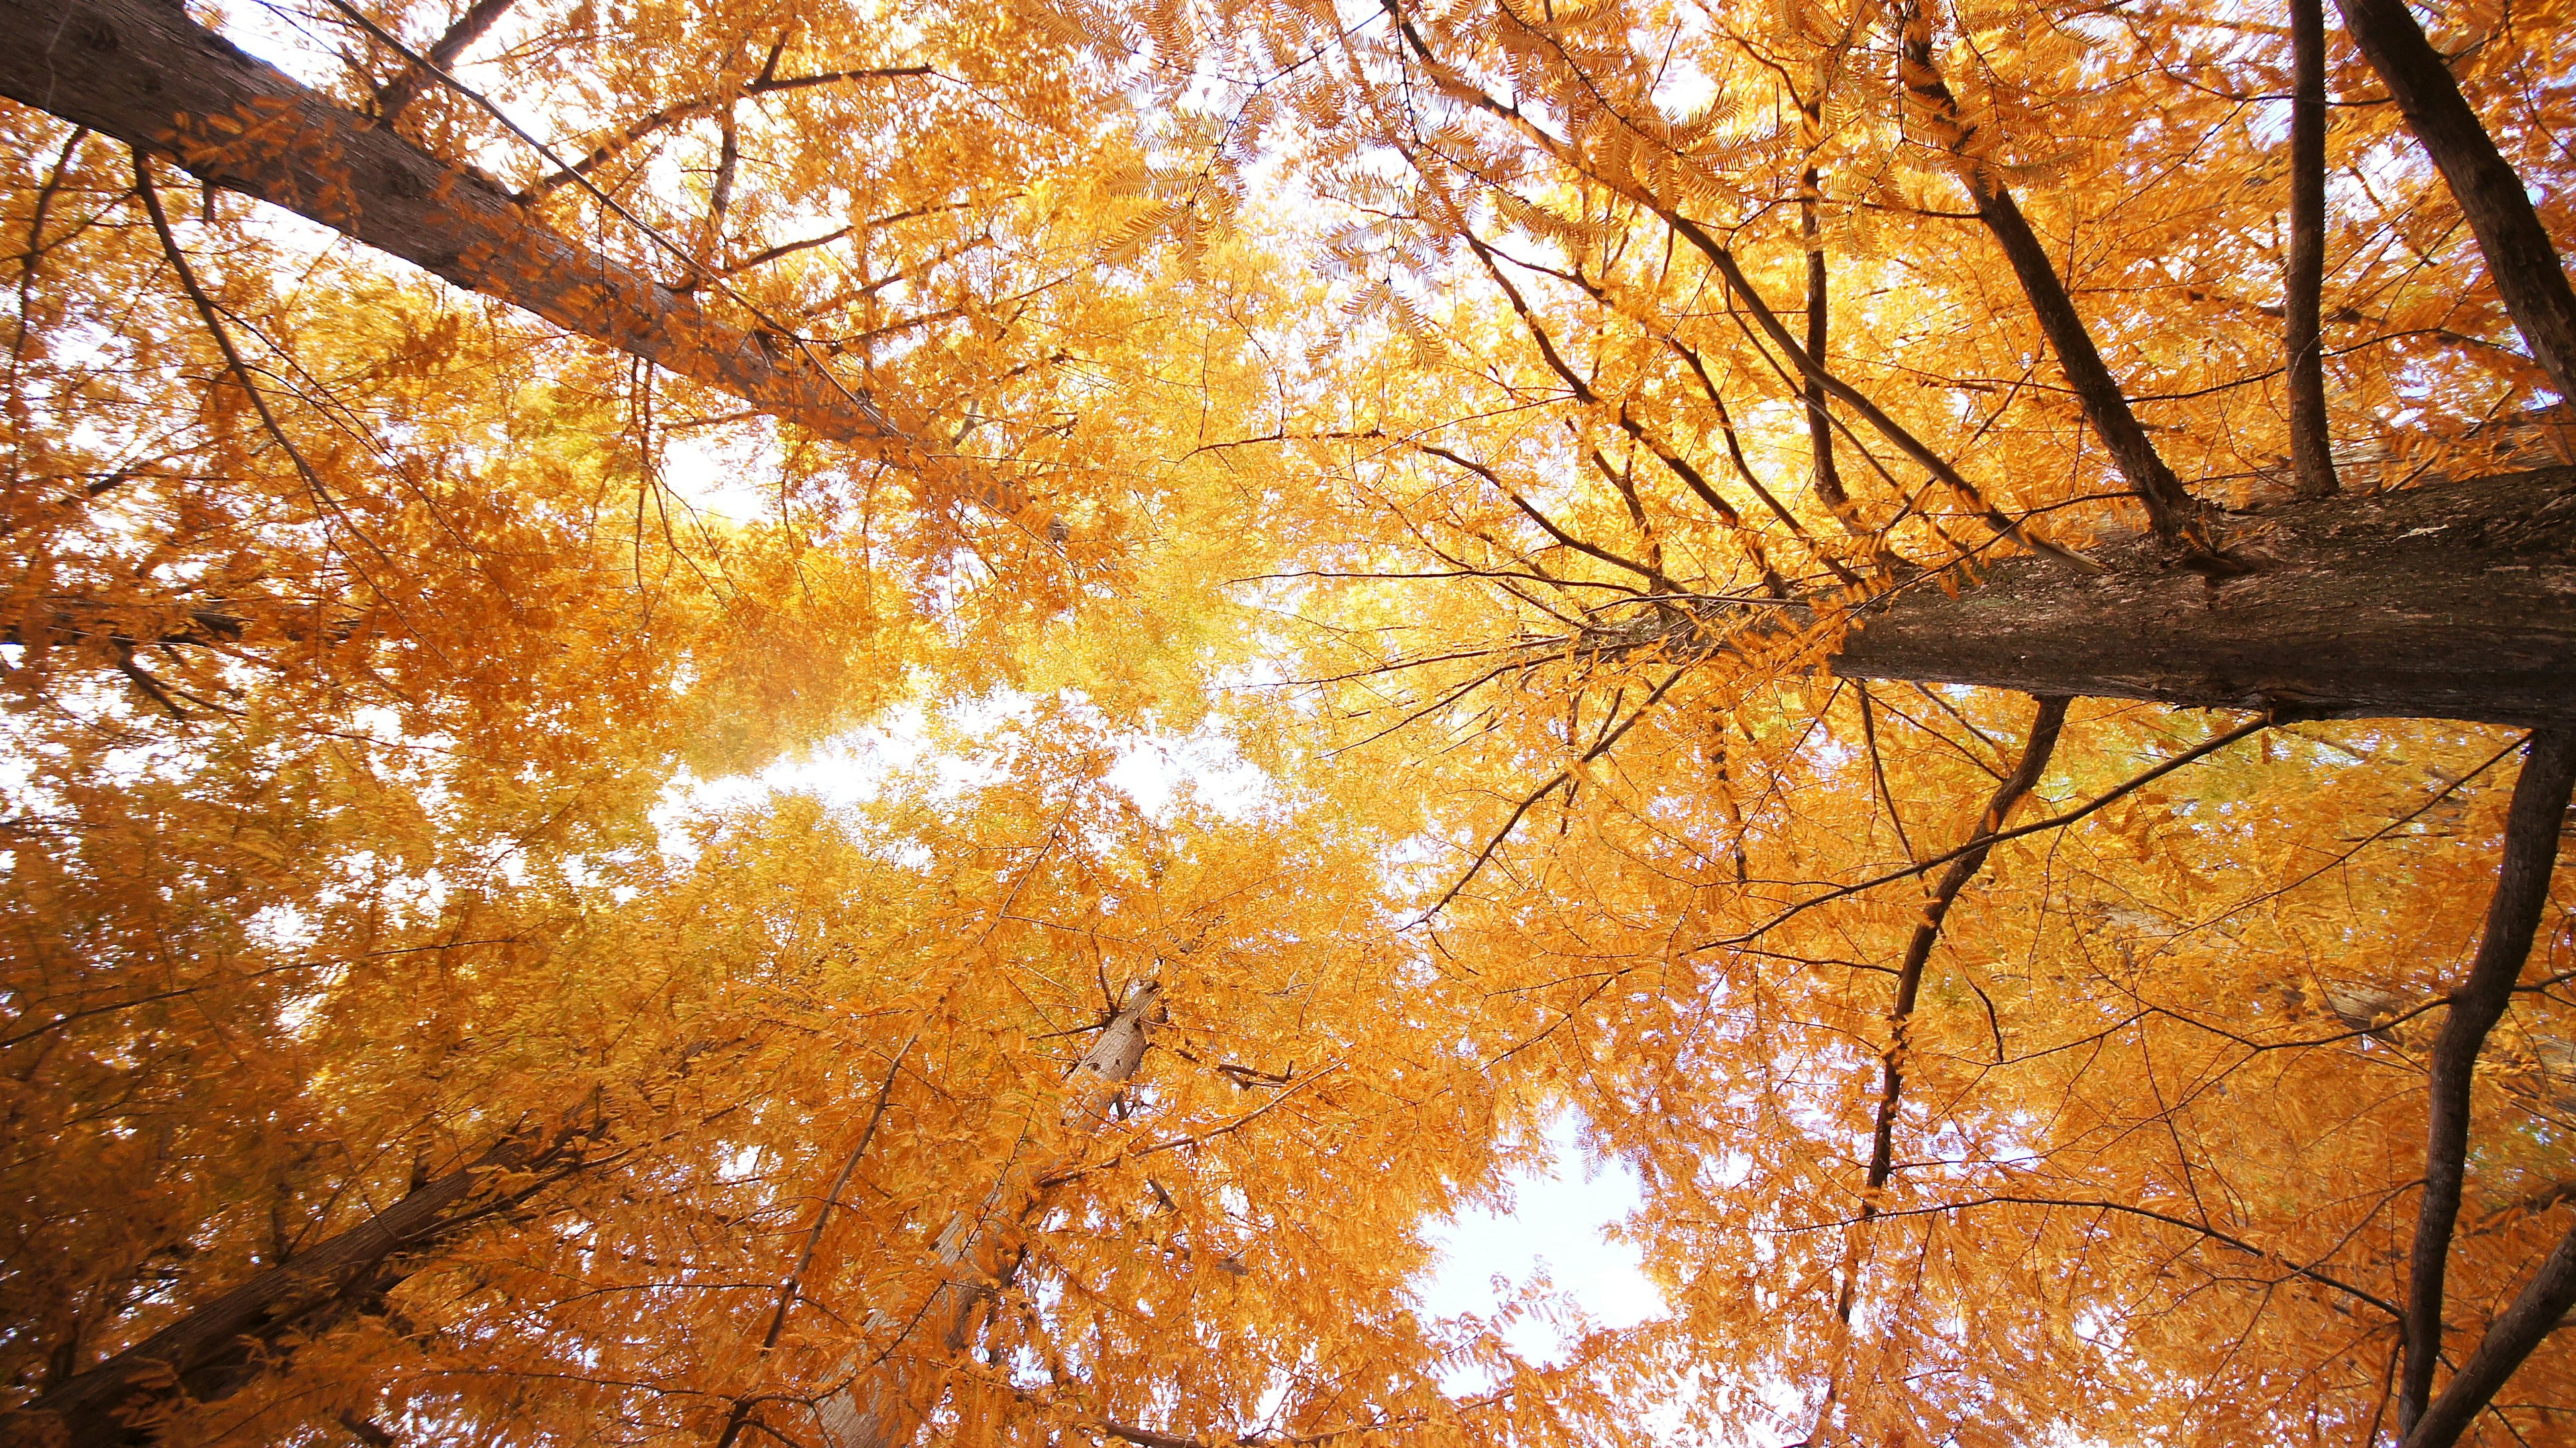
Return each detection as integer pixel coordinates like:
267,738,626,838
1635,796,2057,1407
1815,467,2576,725
809,982,1161,1448
0,0,1040,522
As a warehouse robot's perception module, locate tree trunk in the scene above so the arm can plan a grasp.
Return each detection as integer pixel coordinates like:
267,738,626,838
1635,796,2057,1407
0,0,947,466
809,982,1161,1448
10,1115,594,1448
1822,467,2576,725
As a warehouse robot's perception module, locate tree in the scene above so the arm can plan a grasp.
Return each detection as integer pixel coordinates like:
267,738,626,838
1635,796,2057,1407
1188,0,2576,1441
3,0,2575,1443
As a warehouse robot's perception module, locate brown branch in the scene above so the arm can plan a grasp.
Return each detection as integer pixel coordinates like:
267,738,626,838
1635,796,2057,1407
131,146,425,653
1892,1,2207,547
2334,0,2576,398
1376,0,2098,574
1421,664,1696,919
2285,0,2338,498
1694,715,2271,953
1871,692,2069,1147
1798,107,1849,523
132,152,329,511
716,1033,918,1448
2406,1215,2576,1448
1837,1193,2402,1318
15,1115,598,1447
1854,694,2068,1233
1805,695,2065,1437
0,0,969,471
373,0,517,123
2398,727,2576,1438
706,223,854,282
1454,230,1790,594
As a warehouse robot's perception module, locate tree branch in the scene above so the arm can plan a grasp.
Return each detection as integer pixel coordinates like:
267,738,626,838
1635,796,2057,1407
716,1033,918,1448
1843,696,2066,1265
2398,727,2576,1437
0,0,969,470
373,0,517,123
2406,1214,2576,1448
1375,0,2096,574
2334,0,2576,398
521,64,935,200
15,1115,597,1447
1893,0,2208,547
2284,0,2338,498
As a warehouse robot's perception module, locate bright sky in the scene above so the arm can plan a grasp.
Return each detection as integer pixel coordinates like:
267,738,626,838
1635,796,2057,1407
1417,1111,1666,1372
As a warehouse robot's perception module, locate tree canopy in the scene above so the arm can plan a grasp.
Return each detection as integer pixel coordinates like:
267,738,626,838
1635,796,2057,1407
2,0,2573,1444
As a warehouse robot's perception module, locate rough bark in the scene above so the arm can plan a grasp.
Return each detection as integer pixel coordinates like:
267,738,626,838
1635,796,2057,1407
0,0,981,483
808,982,1161,1448
2398,727,2576,1437
1821,467,2576,725
2334,0,2576,401
11,1116,594,1448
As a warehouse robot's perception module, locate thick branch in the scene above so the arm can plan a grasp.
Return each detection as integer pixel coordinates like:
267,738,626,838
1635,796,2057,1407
2397,727,2576,1437
2334,0,2576,399
1895,2,2204,544
0,0,927,455
2406,1215,2576,1448
15,1116,594,1448
1823,466,2576,725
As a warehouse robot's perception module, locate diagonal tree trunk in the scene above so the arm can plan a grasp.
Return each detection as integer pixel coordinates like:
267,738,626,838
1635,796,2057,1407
0,0,1040,522
2333,0,2576,400
11,1113,600,1448
808,981,1161,1448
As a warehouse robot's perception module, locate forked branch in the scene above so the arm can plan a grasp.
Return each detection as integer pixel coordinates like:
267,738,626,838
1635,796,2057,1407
2406,1216,2576,1448
2398,727,2576,1438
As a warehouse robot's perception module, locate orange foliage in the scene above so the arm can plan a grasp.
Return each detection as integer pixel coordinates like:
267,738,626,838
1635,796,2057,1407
3,0,2574,1444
